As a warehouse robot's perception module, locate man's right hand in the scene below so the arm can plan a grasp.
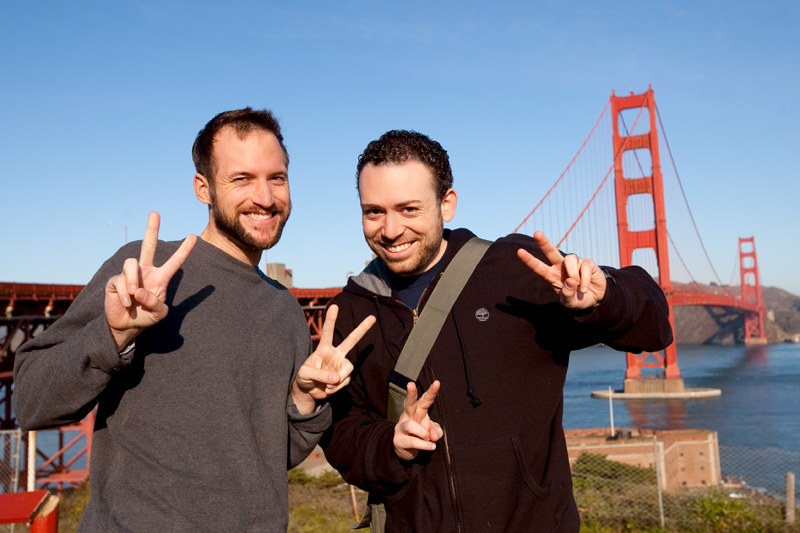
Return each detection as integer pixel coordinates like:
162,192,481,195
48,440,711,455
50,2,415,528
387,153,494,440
393,380,443,462
105,212,196,352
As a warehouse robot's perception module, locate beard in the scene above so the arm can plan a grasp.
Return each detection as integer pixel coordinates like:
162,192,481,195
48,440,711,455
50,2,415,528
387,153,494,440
368,220,444,277
210,196,291,252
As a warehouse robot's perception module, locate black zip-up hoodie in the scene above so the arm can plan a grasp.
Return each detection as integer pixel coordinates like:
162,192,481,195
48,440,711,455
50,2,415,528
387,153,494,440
321,229,672,532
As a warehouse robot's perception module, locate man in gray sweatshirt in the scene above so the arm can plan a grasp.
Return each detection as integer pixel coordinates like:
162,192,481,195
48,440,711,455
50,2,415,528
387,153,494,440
13,108,374,532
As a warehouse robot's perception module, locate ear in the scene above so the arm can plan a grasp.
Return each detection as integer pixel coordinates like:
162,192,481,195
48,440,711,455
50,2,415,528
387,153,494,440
440,188,457,222
194,173,212,206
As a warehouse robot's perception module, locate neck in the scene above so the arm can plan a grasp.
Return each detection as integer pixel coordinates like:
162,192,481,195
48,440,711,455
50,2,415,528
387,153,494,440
200,224,262,267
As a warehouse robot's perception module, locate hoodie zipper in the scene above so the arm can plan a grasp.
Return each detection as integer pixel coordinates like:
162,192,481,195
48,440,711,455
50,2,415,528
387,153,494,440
396,286,460,528
431,368,461,532
395,286,427,326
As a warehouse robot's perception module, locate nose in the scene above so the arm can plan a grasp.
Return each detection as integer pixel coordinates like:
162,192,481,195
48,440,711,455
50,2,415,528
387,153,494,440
252,179,275,208
382,212,403,240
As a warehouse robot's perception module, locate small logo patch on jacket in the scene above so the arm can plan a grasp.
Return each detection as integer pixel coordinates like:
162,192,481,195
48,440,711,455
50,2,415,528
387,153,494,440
475,308,490,322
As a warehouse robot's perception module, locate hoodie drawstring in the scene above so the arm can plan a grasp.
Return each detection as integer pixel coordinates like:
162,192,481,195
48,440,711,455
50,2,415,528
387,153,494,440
452,311,482,408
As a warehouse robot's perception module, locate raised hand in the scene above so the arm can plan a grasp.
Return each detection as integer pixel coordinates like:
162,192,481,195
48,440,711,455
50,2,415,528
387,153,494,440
292,305,376,414
105,212,197,352
393,380,443,462
516,231,607,309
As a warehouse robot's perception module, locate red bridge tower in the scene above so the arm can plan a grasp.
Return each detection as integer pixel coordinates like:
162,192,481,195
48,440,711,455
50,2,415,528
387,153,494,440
610,87,683,392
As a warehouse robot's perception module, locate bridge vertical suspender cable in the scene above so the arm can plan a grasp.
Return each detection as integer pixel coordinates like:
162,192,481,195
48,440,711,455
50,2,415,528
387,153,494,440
655,103,729,294
556,102,648,248
512,100,611,235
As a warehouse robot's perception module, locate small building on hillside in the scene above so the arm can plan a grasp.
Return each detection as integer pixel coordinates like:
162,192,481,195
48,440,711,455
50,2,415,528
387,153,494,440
565,428,720,492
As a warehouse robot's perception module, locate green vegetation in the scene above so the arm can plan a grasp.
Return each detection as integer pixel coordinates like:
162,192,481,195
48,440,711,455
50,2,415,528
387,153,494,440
574,453,798,533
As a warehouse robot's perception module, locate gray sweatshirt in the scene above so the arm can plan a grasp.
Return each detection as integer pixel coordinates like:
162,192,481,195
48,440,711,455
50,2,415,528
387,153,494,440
13,238,330,532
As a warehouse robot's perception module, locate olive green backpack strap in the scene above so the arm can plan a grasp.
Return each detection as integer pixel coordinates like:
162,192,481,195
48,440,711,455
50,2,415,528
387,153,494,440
352,237,492,531
386,236,492,422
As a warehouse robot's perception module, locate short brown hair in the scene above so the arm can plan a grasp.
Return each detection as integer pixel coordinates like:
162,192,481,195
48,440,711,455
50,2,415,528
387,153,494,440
192,108,288,185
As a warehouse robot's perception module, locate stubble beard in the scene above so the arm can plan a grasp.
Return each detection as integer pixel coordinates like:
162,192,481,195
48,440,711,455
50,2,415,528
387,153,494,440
210,196,291,252
371,222,444,277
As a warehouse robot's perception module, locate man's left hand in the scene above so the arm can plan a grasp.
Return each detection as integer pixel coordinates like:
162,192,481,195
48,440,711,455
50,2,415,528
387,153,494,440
292,305,376,414
517,231,607,309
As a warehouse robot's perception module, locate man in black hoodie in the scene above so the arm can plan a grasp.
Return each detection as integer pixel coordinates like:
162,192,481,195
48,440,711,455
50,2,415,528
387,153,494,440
321,130,673,532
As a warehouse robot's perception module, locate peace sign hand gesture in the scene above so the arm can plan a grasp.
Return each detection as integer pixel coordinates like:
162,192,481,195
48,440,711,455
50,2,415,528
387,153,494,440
291,305,376,414
105,212,197,352
393,380,443,461
516,231,607,310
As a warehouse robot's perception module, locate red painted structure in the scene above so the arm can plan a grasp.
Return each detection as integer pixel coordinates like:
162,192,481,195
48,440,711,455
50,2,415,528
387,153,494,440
611,87,681,381
0,282,340,489
0,489,59,532
610,88,765,382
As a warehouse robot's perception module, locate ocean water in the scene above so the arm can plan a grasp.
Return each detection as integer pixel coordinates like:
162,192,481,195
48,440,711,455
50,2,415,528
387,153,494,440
563,342,800,453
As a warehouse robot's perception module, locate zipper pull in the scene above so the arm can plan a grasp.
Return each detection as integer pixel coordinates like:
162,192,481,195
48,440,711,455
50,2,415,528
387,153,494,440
412,308,418,325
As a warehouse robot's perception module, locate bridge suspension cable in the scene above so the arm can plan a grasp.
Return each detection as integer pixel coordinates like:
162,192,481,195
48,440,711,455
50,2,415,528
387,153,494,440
655,103,729,293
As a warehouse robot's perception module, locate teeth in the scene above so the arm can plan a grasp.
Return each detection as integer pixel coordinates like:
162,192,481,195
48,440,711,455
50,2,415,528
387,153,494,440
246,213,273,221
387,243,411,253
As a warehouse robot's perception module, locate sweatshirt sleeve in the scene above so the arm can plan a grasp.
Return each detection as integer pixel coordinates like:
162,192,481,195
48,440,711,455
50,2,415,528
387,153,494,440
508,235,672,354
285,328,333,470
286,396,332,469
570,264,673,352
12,246,139,430
320,301,412,498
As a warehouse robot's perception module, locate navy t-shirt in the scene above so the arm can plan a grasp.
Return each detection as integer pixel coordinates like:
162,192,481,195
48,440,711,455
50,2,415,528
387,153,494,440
390,254,445,310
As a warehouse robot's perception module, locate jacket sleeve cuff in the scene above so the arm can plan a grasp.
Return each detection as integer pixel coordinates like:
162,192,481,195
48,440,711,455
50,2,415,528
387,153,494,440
287,397,333,433
365,421,411,485
573,269,632,330
83,315,135,373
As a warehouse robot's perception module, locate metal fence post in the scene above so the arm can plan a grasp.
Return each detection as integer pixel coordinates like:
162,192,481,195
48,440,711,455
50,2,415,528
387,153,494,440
608,387,615,438
653,435,665,527
12,429,22,493
788,471,796,524
27,430,36,491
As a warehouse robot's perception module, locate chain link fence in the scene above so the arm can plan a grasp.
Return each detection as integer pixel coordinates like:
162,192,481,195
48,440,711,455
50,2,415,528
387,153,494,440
0,429,24,533
572,443,800,532
0,429,22,494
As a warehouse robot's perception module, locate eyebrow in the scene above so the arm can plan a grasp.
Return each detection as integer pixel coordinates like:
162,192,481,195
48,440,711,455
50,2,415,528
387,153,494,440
361,199,424,210
224,169,288,180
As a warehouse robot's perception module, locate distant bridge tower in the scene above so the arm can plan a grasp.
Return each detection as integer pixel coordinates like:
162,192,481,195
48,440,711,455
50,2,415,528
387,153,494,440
739,237,766,344
610,87,683,392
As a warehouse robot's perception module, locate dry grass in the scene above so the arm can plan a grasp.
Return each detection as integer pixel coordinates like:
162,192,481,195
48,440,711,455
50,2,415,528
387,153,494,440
46,471,367,533
288,468,368,533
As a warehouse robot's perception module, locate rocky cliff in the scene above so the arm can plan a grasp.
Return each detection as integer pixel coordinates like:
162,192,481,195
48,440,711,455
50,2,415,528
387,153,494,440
671,283,800,345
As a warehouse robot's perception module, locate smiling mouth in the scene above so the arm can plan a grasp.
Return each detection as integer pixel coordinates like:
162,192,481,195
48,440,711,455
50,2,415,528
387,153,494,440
384,242,412,253
244,212,276,221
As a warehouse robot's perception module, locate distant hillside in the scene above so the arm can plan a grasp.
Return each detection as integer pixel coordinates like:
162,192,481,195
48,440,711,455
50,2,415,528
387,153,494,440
671,282,800,345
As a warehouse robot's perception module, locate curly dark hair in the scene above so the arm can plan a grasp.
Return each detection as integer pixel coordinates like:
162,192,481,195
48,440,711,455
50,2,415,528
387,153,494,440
356,130,453,201
192,107,288,187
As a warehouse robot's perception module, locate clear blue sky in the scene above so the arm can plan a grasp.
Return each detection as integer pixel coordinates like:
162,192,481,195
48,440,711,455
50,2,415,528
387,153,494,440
2,1,798,295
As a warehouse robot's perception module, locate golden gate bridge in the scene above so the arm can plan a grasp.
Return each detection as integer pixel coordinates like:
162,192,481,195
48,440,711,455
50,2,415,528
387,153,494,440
0,86,765,490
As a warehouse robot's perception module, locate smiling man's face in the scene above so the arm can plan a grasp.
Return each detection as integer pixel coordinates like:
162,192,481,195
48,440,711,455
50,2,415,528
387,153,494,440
196,126,291,264
359,160,456,277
